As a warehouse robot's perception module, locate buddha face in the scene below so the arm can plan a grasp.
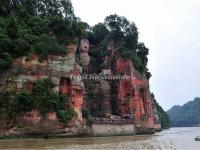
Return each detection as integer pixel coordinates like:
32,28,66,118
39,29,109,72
67,44,77,54
80,39,89,53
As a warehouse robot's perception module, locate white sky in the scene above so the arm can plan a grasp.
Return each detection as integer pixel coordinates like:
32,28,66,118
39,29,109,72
72,0,200,110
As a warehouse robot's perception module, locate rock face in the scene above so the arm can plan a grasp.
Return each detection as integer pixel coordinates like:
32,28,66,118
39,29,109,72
112,58,154,127
0,39,161,137
0,43,85,136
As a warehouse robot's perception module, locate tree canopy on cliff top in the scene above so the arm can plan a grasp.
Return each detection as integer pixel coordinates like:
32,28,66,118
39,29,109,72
88,14,150,76
0,0,150,76
0,0,169,126
0,0,87,70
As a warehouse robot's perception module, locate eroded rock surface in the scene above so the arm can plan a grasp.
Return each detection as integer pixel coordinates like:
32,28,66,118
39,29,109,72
0,39,161,137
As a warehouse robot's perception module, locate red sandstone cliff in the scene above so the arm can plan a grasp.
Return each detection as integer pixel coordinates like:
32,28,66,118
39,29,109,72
0,39,161,137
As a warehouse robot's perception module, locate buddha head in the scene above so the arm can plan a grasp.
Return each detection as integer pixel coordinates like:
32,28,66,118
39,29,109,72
79,39,89,54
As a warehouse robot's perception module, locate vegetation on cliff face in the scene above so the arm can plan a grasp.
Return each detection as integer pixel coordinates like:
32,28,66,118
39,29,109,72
167,97,200,127
0,0,150,76
151,94,171,129
88,14,150,76
15,78,76,122
0,0,87,70
0,0,168,127
16,91,35,113
82,108,93,126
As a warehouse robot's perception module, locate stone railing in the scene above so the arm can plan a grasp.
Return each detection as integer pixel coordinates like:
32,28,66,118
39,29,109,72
93,117,134,124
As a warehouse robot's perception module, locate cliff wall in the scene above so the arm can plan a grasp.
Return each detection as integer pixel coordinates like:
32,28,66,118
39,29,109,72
0,39,161,137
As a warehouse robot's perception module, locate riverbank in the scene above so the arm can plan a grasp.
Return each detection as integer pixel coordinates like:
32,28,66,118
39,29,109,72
0,127,199,149
0,124,159,140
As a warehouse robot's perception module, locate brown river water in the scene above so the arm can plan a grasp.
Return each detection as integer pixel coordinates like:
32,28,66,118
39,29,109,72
0,127,200,150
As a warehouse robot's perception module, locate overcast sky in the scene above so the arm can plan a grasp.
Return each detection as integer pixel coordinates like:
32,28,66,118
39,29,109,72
72,0,200,110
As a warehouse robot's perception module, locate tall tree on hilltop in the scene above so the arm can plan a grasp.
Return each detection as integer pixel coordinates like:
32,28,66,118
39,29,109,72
137,42,149,67
104,14,138,50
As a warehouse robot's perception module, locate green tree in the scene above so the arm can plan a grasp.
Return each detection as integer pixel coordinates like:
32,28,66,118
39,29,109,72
92,23,109,45
32,34,65,60
27,16,49,35
13,37,30,57
151,93,170,129
60,0,75,20
0,36,13,53
57,109,76,123
137,42,149,67
104,14,138,49
18,0,74,19
82,108,92,126
6,16,18,39
16,91,36,112
0,52,12,72
32,78,59,115
58,94,69,110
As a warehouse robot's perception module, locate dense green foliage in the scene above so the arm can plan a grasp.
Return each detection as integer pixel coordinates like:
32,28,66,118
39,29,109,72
0,0,87,71
32,78,59,115
14,78,58,115
151,94,171,129
0,52,12,72
16,91,36,112
57,109,76,123
167,97,200,127
0,0,75,18
0,0,157,124
88,14,150,75
58,94,69,110
82,108,92,126
0,0,151,76
15,78,76,122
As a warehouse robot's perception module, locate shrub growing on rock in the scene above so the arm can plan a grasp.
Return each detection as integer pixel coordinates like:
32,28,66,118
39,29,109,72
57,109,76,123
16,91,36,113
